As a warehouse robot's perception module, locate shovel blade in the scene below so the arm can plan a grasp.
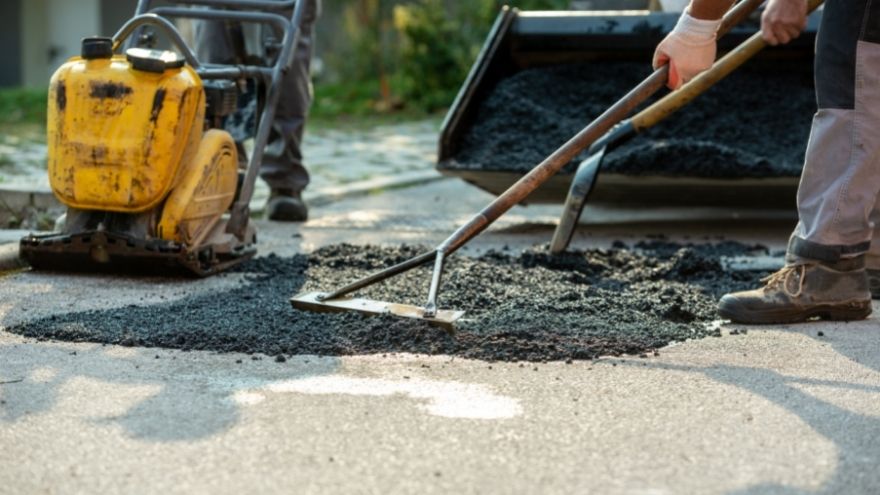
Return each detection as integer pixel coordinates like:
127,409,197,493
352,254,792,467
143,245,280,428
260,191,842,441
291,292,465,330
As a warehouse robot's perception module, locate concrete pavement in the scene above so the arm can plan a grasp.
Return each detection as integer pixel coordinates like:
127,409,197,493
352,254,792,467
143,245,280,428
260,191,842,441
2,179,879,494
3,322,878,494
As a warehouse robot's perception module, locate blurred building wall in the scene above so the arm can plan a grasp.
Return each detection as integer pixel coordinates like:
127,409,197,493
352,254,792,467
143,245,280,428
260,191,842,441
21,0,49,88
101,0,140,38
4,0,137,88
0,0,22,87
46,0,101,77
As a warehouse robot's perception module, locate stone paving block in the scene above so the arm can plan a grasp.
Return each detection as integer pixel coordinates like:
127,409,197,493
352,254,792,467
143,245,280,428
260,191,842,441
30,190,60,210
0,188,33,211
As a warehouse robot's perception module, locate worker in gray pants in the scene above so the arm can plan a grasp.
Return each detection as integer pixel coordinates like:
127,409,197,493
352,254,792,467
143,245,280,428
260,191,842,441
195,0,321,222
654,0,880,324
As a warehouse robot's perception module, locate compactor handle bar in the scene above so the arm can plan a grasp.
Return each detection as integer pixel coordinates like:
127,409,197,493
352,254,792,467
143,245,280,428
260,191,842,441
113,15,202,69
113,12,285,80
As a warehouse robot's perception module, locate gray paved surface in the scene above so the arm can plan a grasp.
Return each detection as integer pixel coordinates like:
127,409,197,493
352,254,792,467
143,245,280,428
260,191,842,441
2,180,879,495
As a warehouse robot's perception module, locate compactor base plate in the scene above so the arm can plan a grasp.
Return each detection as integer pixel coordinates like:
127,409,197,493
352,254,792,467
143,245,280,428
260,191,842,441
20,229,256,277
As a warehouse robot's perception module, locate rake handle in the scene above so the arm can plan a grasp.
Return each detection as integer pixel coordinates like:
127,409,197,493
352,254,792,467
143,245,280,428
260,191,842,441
437,0,768,255
317,0,770,305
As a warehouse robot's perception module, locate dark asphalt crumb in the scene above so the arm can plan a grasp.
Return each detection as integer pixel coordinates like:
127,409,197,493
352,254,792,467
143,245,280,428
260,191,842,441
818,331,825,337
441,61,814,178
7,242,771,362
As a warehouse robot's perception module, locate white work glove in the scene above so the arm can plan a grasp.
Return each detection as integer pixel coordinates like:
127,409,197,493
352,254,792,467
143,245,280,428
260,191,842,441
652,11,722,90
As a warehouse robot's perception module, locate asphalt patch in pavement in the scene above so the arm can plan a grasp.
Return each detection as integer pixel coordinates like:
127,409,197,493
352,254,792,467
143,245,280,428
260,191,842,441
7,242,770,362
441,61,815,178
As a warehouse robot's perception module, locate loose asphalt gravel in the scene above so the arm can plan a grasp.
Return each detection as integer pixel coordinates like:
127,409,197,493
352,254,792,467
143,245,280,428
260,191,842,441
8,241,771,362
442,61,815,178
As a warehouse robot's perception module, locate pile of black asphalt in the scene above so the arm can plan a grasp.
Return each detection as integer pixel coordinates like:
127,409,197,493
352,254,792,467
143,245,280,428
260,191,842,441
8,241,771,362
441,61,816,178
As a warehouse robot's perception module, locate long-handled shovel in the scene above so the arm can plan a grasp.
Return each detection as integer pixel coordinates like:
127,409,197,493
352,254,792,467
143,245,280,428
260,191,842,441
292,0,820,329
551,0,823,253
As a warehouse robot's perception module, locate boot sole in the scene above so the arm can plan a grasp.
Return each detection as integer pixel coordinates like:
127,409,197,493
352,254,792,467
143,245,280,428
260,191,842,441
719,301,873,325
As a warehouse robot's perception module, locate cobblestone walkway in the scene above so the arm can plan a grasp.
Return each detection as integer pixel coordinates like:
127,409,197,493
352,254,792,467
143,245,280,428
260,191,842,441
0,118,442,203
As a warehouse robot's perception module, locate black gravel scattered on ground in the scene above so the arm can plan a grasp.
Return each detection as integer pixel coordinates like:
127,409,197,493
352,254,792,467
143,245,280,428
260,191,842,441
8,242,771,362
442,61,815,178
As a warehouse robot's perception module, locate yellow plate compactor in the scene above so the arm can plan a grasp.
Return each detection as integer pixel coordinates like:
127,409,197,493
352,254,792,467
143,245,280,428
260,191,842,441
20,0,307,276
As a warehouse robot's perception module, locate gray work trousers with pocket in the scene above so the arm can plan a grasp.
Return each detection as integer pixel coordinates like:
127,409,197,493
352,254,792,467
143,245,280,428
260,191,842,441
788,0,880,267
194,0,320,193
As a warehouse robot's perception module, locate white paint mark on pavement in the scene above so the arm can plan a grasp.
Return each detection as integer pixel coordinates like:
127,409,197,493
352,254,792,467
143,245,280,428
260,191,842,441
236,376,522,420
232,391,267,406
29,367,58,383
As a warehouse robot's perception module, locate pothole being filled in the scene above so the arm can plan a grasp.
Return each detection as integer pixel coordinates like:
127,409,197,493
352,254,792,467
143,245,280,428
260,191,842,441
7,242,772,362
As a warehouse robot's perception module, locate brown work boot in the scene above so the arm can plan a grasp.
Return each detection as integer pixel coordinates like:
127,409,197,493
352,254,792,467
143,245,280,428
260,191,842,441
718,258,872,325
266,189,308,222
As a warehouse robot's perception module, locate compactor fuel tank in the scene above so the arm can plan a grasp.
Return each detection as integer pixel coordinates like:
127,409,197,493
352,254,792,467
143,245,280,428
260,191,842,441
48,39,205,214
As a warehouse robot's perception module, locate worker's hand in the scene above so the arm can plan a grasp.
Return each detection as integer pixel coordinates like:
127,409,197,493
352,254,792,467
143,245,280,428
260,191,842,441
652,11,722,90
761,0,808,46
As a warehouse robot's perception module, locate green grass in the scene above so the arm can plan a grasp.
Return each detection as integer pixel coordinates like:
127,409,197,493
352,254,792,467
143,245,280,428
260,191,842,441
0,88,48,125
312,80,385,119
309,80,444,129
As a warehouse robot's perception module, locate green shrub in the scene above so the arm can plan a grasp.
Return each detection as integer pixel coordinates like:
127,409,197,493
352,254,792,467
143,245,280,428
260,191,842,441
0,88,48,125
392,0,477,112
391,0,570,112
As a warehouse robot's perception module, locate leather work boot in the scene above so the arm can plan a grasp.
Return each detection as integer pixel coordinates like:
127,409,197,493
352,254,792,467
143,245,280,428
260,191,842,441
718,257,872,325
266,189,308,222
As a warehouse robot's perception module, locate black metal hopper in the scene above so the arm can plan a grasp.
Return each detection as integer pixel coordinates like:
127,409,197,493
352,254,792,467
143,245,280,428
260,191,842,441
437,7,821,208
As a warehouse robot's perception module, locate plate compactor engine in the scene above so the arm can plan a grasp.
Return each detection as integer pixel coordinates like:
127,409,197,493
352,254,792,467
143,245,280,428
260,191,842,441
21,38,252,276
20,0,307,276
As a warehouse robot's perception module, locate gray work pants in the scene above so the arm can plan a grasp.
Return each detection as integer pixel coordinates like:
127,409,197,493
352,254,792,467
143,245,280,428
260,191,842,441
194,0,320,193
788,0,880,267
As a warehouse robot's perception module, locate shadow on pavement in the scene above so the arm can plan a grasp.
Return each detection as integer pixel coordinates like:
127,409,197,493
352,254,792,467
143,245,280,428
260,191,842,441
0,234,344,443
627,325,880,495
0,341,340,442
